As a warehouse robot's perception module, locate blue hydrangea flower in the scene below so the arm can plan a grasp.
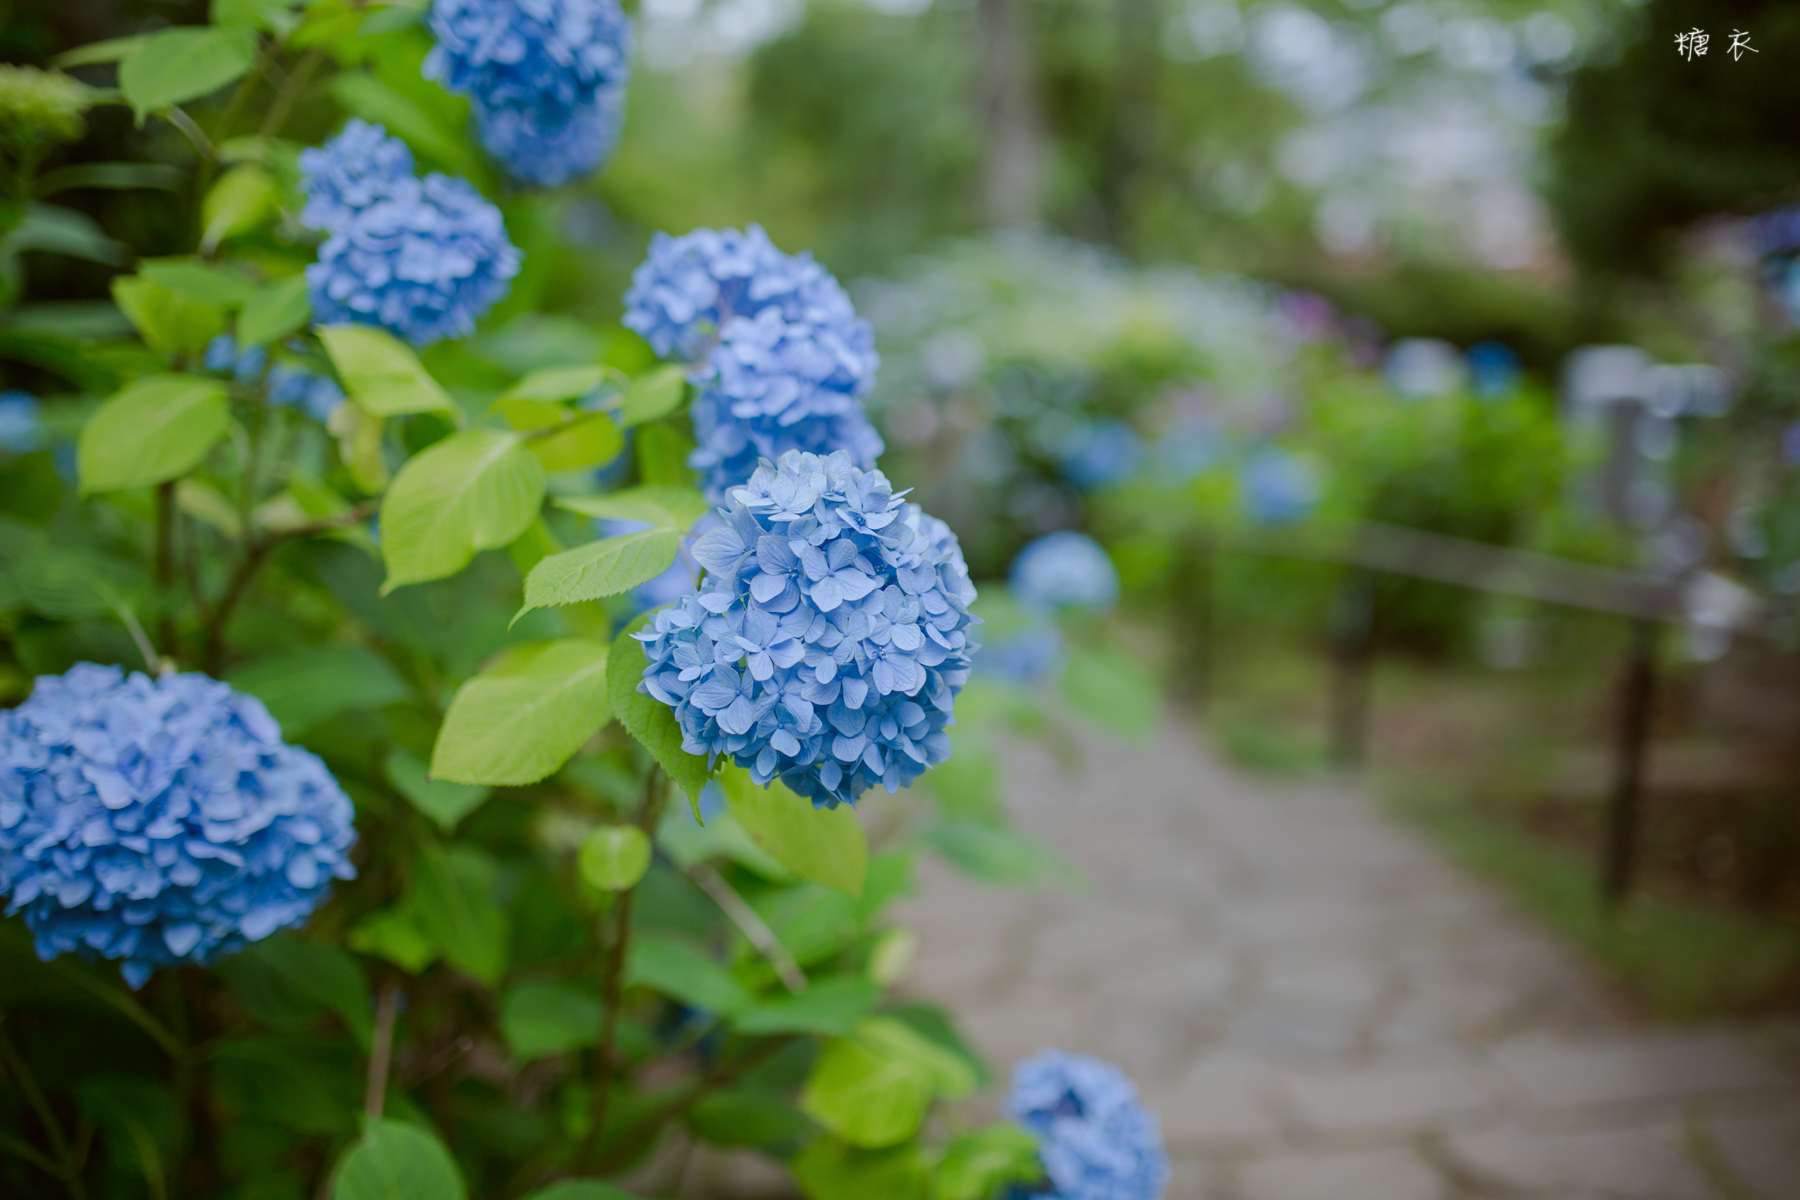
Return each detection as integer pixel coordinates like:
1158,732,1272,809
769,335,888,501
472,87,624,187
425,0,633,187
635,450,977,808
204,335,346,422
1059,420,1141,490
977,621,1064,687
0,390,41,453
295,119,416,230
303,153,522,346
1239,446,1319,525
1466,341,1522,398
0,664,358,988
1010,532,1119,614
1007,1050,1169,1200
622,225,884,502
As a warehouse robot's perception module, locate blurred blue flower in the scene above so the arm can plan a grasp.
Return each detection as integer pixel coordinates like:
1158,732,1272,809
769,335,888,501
1239,447,1319,525
1782,421,1800,467
977,621,1064,687
472,87,624,187
1748,206,1800,259
1006,1050,1168,1200
1467,341,1522,398
623,224,883,502
1777,259,1800,329
303,156,521,346
205,335,346,423
0,664,358,989
635,450,977,808
425,0,633,188
1010,532,1119,614
295,119,416,231
0,390,41,453
1059,419,1141,490
1151,420,1221,486
1383,337,1466,400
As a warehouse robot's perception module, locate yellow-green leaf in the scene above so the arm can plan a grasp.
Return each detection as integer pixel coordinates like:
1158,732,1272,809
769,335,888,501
721,765,867,898
319,324,456,418
118,26,259,123
430,640,612,786
379,430,545,592
78,375,229,494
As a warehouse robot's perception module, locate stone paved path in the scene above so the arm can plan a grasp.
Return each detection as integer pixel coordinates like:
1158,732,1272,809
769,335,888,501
889,724,1800,1200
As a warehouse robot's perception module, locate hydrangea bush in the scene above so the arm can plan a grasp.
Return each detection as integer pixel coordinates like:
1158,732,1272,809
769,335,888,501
0,8,1159,1200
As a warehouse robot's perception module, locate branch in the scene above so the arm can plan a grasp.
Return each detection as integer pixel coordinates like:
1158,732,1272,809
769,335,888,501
363,981,402,1118
689,864,806,994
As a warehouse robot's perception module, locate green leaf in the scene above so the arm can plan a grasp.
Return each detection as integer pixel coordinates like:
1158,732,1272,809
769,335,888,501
501,365,607,404
606,617,713,815
36,161,185,197
346,908,436,975
735,978,880,1038
329,73,481,180
227,643,411,735
655,805,793,881
319,324,456,418
556,485,710,530
858,1016,977,1098
112,275,226,356
211,0,304,36
625,935,751,1016
53,35,150,68
578,825,651,892
519,528,680,615
800,1036,935,1149
1061,646,1162,740
934,1125,1044,1200
137,257,259,306
237,276,311,346
500,982,601,1062
78,374,229,494
332,1118,466,1200
386,748,489,831
722,766,868,899
618,365,688,427
686,1090,812,1150
408,846,509,987
526,411,625,473
430,639,611,786
217,938,374,1048
520,1183,637,1200
200,164,281,252
380,429,545,591
792,1137,927,1200
118,26,260,123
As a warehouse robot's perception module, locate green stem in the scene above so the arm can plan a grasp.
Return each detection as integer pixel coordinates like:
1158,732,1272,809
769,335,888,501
0,1019,87,1199
363,980,402,1119
258,44,327,141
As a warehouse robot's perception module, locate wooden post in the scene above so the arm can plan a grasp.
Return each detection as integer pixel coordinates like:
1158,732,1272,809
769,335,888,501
1328,572,1376,768
1601,616,1659,908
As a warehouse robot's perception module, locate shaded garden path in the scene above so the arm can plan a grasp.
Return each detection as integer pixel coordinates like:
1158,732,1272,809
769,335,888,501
890,724,1800,1200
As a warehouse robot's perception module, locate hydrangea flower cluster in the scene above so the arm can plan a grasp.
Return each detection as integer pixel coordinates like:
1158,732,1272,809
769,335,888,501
1006,1050,1169,1200
978,621,1064,688
204,335,346,423
635,450,976,808
0,389,40,453
1011,532,1119,614
300,120,520,347
0,664,358,988
623,225,885,503
425,0,633,187
1059,419,1141,490
1239,446,1319,525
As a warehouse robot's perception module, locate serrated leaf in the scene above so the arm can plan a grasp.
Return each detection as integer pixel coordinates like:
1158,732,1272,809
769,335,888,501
556,485,709,530
526,411,624,473
800,1036,935,1149
625,935,751,1016
408,846,508,987
606,617,713,815
519,528,680,615
318,324,455,417
118,26,259,123
430,639,611,786
112,275,227,356
380,430,545,591
331,1119,466,1200
501,982,601,1062
78,375,229,494
200,164,280,253
501,364,608,404
237,276,311,346
228,643,410,735
385,748,489,831
721,766,867,899
578,825,651,891
618,365,687,427
735,978,880,1038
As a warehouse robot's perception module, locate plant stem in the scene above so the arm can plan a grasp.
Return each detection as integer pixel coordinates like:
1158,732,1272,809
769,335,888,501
155,481,176,659
0,1018,87,1199
577,767,666,1171
690,864,807,993
364,980,402,1119
259,44,327,141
